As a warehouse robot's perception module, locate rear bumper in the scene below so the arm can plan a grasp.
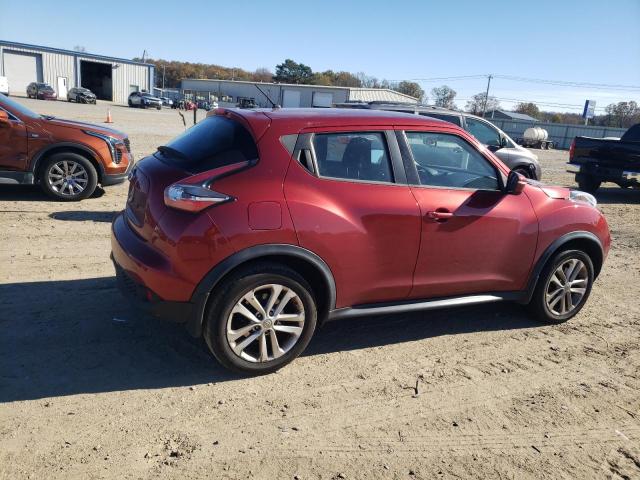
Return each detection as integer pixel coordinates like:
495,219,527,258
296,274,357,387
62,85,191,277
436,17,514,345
110,213,197,325
112,257,194,323
568,162,640,185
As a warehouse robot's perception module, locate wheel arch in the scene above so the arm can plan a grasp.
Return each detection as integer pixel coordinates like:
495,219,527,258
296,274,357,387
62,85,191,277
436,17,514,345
31,143,104,183
187,244,336,337
524,231,603,303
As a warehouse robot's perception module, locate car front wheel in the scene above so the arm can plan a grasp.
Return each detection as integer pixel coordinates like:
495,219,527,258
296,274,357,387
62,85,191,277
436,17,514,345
528,249,594,323
39,153,98,201
204,263,317,374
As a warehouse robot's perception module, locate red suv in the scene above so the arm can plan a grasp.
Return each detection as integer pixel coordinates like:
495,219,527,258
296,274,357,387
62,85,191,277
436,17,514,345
111,108,611,374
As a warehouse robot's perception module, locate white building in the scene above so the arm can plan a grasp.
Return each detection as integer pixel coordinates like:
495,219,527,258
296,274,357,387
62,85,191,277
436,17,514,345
180,79,419,108
0,40,155,104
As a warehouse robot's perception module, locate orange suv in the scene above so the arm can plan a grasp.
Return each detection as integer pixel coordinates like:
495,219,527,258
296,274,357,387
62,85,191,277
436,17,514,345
0,93,133,200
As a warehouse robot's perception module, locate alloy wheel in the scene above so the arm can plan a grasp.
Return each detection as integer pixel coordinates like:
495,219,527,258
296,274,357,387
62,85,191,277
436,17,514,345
47,160,89,197
226,284,305,363
544,258,589,316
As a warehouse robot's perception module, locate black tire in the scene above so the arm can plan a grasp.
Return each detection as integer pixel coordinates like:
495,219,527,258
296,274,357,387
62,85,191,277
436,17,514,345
128,99,133,107
39,152,98,201
203,262,318,375
513,166,533,179
576,174,601,193
527,249,594,324
156,106,161,110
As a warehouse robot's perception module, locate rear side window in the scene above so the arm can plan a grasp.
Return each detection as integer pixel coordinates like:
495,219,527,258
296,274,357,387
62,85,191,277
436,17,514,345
420,113,462,127
159,116,258,173
312,132,393,183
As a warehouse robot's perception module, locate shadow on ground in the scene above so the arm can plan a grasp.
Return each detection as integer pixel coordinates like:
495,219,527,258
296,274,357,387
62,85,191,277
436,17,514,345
0,184,105,201
594,187,640,205
49,211,119,222
0,277,538,402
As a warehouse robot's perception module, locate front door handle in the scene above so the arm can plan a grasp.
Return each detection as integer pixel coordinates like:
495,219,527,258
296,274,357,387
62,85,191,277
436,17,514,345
426,209,454,221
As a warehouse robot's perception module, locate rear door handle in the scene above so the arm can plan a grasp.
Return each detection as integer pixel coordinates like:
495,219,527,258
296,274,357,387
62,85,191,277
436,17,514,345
426,210,454,221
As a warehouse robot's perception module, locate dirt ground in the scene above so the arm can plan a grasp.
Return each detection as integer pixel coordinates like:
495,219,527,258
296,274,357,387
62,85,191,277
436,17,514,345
1,98,639,480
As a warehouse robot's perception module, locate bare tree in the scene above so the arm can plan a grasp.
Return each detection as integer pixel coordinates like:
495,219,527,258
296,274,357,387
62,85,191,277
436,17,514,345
431,85,457,109
465,92,500,115
253,68,273,82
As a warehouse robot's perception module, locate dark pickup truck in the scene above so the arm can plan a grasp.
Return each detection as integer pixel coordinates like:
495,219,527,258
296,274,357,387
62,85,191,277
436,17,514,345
567,123,640,192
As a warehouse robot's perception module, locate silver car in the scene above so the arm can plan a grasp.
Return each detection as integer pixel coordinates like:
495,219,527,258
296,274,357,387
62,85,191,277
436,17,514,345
338,102,542,179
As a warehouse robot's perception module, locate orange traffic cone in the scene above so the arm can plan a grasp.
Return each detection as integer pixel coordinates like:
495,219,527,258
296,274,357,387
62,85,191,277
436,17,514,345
105,109,113,123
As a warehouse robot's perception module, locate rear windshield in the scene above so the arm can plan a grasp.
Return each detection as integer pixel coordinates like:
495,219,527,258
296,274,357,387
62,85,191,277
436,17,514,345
157,116,258,173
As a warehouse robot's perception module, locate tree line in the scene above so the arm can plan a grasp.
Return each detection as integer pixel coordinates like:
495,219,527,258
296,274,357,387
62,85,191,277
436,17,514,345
136,57,425,100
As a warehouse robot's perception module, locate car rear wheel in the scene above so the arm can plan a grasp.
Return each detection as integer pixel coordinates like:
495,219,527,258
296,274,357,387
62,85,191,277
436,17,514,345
577,174,601,193
204,263,317,374
528,249,594,324
39,153,98,201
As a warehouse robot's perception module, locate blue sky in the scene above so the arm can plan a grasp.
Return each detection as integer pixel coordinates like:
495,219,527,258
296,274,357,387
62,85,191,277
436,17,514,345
2,0,639,112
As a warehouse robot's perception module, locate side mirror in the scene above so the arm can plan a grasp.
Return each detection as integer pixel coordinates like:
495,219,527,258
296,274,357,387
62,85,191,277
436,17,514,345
0,110,10,128
506,170,526,195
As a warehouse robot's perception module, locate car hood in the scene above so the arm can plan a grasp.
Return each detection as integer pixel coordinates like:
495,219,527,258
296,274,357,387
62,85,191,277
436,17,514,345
45,118,126,138
527,179,570,199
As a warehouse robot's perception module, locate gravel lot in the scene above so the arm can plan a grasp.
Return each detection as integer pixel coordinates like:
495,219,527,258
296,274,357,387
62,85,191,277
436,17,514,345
1,98,639,480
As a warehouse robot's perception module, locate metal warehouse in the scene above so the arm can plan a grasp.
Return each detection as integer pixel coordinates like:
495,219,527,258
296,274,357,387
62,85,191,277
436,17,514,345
180,79,419,108
0,40,154,104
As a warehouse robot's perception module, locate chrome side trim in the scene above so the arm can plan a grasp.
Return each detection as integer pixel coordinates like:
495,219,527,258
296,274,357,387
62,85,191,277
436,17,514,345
329,294,506,321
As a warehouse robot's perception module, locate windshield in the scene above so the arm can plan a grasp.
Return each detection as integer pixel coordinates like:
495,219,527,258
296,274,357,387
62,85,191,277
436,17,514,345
0,93,40,119
157,116,258,173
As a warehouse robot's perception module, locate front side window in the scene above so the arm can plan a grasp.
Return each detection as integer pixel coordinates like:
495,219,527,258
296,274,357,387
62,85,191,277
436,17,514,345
405,131,499,190
465,118,501,147
312,132,393,183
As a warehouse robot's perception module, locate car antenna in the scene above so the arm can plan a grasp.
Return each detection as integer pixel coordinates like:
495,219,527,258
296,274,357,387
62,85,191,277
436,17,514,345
254,84,280,109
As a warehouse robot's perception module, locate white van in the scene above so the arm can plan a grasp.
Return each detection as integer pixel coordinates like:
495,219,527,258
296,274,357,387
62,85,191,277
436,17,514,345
0,76,9,96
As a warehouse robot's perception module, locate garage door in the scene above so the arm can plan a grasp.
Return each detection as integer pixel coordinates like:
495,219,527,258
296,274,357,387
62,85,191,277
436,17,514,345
282,90,301,108
4,51,42,94
312,92,333,108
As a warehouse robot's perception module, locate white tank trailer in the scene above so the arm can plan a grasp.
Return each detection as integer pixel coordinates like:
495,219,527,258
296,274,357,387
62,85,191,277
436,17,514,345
519,127,554,149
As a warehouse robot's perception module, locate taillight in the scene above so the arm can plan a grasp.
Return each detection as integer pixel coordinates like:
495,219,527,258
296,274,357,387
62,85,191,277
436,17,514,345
163,160,253,212
569,139,575,161
164,184,231,212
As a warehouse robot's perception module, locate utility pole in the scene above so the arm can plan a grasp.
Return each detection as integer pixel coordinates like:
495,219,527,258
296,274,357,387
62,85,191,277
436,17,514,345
162,64,165,91
481,74,492,118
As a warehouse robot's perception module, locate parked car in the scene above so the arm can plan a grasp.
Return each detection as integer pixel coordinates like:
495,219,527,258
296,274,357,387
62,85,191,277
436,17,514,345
67,87,97,104
111,108,610,374
237,98,257,109
338,102,542,179
160,97,173,107
26,82,57,101
0,93,133,200
128,92,162,110
0,76,9,96
568,123,640,193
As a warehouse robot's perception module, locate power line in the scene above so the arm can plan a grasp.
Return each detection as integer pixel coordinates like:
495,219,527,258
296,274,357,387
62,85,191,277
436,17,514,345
397,73,640,92
493,75,640,91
